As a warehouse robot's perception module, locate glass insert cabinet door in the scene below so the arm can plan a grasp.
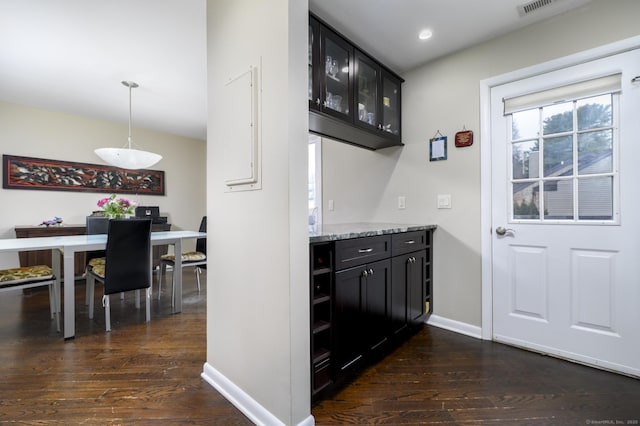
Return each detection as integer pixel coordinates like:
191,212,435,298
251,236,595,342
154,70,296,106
356,53,378,128
321,30,351,118
381,71,400,136
308,19,320,110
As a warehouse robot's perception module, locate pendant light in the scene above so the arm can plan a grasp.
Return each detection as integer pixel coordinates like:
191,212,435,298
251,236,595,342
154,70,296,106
95,81,162,170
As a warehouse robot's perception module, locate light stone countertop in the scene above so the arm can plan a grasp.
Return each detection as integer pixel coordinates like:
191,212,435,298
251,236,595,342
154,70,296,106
309,222,437,243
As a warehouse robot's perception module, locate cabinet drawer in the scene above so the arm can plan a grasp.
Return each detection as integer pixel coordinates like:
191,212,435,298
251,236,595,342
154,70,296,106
391,230,427,257
335,235,391,271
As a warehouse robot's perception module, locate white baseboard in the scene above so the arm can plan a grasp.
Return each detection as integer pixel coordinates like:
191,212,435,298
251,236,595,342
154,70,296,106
201,362,315,426
426,314,483,339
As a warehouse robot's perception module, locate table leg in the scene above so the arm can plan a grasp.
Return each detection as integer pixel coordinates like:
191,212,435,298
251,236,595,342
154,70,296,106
173,239,182,313
52,249,62,314
63,248,76,339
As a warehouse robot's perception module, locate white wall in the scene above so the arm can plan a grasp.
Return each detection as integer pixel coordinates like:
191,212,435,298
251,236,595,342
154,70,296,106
321,0,640,328
205,0,310,425
0,101,206,269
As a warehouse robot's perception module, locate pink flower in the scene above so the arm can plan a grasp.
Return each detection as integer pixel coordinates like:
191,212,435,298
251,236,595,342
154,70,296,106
97,197,110,208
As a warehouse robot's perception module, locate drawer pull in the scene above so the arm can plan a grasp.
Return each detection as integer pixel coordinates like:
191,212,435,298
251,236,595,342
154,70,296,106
358,248,373,253
404,240,415,244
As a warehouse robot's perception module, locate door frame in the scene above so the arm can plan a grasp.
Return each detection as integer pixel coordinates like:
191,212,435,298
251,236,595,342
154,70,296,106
479,35,640,340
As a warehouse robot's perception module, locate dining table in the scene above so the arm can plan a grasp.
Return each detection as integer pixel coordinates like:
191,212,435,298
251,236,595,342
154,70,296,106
0,230,206,339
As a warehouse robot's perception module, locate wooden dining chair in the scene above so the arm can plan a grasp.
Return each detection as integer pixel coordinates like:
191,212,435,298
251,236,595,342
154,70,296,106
85,218,152,332
157,216,206,305
0,265,60,332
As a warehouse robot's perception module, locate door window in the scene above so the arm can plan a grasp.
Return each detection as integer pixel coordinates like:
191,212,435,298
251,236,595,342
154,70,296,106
509,92,618,223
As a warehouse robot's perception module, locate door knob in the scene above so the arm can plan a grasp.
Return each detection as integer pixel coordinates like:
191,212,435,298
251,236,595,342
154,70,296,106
495,226,515,236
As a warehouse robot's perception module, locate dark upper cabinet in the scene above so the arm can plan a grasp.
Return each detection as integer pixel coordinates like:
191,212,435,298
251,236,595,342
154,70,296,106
309,13,403,150
308,16,353,121
354,51,402,144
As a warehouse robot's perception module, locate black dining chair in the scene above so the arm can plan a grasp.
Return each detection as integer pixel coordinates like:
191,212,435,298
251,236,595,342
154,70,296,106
158,216,206,305
85,218,152,332
84,215,109,305
0,265,60,333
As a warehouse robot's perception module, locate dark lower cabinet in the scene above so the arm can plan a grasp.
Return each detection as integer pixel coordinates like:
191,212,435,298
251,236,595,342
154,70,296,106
391,250,427,336
334,258,391,374
310,228,434,403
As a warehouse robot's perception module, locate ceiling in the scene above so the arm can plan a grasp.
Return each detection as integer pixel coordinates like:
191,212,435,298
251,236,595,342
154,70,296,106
0,0,592,142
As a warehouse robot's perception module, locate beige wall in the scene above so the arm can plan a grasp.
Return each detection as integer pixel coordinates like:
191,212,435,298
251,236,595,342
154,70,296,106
205,0,310,424
0,101,206,269
321,0,640,328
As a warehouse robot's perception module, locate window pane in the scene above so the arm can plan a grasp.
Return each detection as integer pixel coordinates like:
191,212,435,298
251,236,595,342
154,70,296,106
578,176,613,220
543,135,573,177
512,109,539,140
544,179,573,220
513,182,540,220
578,130,612,175
512,141,539,179
577,94,612,131
543,102,573,135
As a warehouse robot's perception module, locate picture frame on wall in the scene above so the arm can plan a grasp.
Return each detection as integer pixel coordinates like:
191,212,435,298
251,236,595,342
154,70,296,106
2,154,165,195
429,136,447,161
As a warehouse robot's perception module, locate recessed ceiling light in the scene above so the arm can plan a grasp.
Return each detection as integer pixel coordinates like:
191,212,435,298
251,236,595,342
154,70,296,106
418,29,433,40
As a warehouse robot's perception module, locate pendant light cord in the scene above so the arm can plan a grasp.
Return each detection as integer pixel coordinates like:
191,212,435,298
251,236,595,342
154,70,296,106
122,80,139,150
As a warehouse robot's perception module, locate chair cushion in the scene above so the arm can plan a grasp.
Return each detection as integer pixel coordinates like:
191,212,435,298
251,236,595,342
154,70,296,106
0,265,54,286
161,251,206,263
88,263,106,279
88,257,106,267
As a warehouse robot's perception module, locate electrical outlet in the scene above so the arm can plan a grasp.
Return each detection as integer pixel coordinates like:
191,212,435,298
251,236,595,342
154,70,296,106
398,196,406,210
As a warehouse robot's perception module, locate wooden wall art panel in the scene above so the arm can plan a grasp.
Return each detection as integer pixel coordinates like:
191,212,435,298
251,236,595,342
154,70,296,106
2,155,165,195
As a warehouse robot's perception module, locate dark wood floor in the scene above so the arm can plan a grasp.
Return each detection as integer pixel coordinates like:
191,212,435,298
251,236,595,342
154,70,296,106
0,270,251,425
313,327,640,425
1,273,639,425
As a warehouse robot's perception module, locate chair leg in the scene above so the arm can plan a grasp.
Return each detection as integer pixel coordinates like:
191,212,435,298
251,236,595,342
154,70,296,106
87,275,95,319
195,267,201,293
50,282,60,333
158,263,166,300
48,284,55,319
135,289,141,309
85,278,90,305
103,295,111,332
171,271,176,308
145,287,151,322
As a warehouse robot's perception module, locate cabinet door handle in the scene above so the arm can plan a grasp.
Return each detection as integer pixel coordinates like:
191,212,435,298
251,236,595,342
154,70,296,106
316,98,321,105
358,248,373,253
362,269,368,277
368,268,374,275
404,240,415,245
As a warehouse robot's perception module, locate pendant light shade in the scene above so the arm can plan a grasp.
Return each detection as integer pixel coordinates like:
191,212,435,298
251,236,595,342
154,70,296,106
94,81,162,170
95,146,162,170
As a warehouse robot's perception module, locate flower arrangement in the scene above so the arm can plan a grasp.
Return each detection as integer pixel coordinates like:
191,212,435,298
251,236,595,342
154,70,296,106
97,194,137,219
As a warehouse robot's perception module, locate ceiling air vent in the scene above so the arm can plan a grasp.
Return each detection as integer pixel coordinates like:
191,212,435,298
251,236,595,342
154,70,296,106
518,0,558,17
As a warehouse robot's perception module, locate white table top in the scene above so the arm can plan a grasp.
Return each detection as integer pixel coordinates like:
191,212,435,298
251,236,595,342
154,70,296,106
0,230,206,252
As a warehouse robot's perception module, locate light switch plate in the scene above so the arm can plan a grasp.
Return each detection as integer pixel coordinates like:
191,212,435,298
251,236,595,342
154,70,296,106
328,199,334,211
437,194,452,209
398,196,406,210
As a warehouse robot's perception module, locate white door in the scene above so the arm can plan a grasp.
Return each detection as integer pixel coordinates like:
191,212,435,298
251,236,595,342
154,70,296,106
490,49,640,377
